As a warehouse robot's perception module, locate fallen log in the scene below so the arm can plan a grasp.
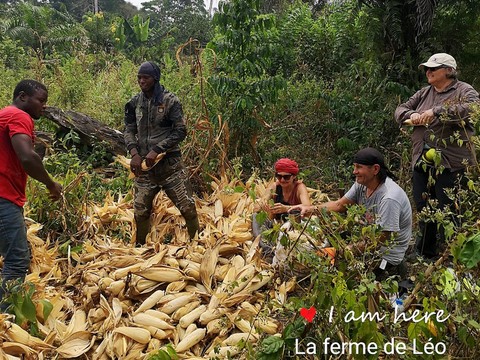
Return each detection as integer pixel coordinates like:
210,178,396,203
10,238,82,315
43,106,126,155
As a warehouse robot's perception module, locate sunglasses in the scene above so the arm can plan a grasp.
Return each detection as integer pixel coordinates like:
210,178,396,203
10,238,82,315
275,173,293,181
424,66,447,72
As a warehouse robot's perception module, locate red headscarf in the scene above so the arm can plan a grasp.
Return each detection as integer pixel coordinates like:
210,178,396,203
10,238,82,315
274,158,299,175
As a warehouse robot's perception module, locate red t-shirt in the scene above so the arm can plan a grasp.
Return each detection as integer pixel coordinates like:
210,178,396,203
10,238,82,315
0,105,35,207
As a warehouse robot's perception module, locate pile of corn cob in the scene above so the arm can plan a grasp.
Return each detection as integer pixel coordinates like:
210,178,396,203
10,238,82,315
0,173,325,359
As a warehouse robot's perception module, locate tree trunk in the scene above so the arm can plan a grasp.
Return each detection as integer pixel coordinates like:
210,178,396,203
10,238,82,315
43,106,126,155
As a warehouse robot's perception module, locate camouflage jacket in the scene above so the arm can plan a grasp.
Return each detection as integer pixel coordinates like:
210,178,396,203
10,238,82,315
124,88,186,156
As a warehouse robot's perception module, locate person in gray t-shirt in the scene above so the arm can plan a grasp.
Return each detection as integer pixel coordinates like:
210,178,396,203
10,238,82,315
291,148,412,279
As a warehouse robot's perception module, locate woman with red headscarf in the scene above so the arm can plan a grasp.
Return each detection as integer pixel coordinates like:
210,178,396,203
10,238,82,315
252,158,311,243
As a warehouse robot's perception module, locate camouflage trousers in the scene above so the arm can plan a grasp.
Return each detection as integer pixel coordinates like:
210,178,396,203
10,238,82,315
133,156,198,241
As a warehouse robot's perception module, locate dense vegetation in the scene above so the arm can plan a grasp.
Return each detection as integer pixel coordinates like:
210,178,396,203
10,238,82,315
1,0,479,359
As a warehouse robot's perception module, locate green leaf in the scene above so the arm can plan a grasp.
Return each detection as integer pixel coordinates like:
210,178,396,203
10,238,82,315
283,318,305,346
458,233,480,268
257,353,281,360
21,295,37,323
40,299,53,321
259,335,284,354
165,344,178,359
407,321,426,340
467,319,480,330
255,211,268,227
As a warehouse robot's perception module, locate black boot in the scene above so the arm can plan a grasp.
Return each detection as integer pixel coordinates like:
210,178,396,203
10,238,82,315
185,216,200,239
135,219,151,246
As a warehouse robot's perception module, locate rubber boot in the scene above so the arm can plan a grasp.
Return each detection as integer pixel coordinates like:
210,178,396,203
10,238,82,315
135,218,151,246
185,216,200,240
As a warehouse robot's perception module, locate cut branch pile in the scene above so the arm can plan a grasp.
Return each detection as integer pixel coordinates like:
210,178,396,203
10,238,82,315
0,174,325,359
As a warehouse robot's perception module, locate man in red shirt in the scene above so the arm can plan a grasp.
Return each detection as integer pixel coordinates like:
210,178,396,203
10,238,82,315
0,79,62,309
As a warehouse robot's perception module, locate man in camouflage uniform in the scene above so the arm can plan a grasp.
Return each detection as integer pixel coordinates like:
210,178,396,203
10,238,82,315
124,61,199,245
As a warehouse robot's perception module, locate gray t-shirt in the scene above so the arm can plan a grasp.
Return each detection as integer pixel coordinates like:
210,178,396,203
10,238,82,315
344,177,412,265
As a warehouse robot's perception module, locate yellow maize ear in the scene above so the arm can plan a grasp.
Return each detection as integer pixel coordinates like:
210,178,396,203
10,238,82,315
113,326,151,344
144,309,171,321
98,277,114,291
184,323,198,338
222,332,257,346
128,274,160,293
133,290,165,315
214,199,223,218
179,305,207,328
229,265,256,295
82,271,102,285
200,246,220,293
160,293,196,315
162,256,180,268
134,266,190,283
232,222,251,233
166,280,187,293
157,291,189,305
175,328,206,353
176,324,186,342
183,267,201,281
178,259,200,270
172,300,201,321
231,255,245,272
105,279,125,296
218,244,242,256
228,231,253,243
110,262,145,280
132,313,175,330
208,345,240,358
215,267,237,295
233,318,259,339
221,292,253,308
240,301,259,316
217,257,230,266
2,321,53,349
206,317,231,336
199,308,228,325
242,270,274,293
115,153,165,172
207,294,222,310
254,318,279,335
88,307,107,324
142,325,170,340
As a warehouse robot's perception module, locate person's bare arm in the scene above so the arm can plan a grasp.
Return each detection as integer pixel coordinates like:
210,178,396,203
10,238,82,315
253,182,276,214
297,183,312,206
12,134,62,200
290,196,355,216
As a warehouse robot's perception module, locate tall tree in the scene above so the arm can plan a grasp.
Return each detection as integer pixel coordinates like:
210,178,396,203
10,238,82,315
208,0,285,163
2,2,87,59
140,0,212,46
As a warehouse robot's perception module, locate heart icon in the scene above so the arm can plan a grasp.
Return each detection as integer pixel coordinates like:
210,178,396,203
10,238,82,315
300,306,316,323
